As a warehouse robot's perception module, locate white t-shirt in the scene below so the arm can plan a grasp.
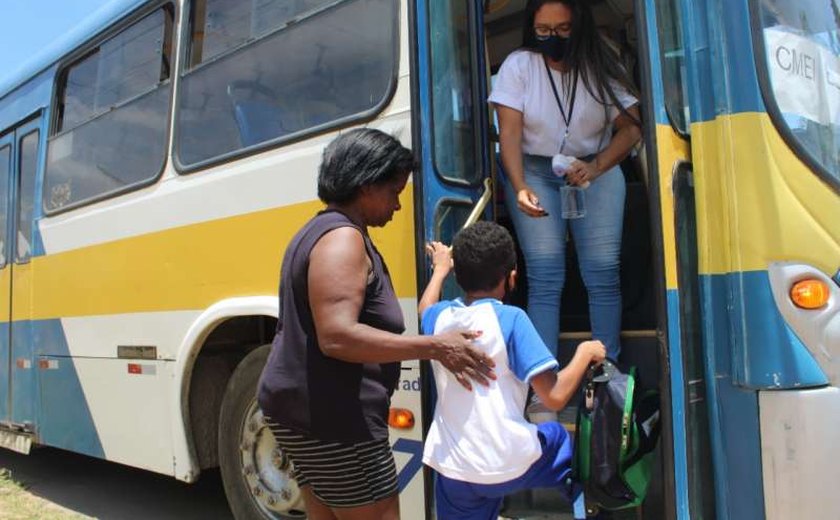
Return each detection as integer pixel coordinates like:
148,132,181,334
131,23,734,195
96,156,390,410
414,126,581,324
489,49,638,158
421,298,559,485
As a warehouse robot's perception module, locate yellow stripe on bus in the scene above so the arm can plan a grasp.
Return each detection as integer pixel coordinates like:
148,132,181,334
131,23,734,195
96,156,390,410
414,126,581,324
0,268,9,317
691,112,840,277
13,186,417,321
655,123,691,291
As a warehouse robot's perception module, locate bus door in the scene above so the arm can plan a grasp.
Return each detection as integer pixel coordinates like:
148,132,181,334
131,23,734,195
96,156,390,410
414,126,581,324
0,116,42,436
0,130,12,427
412,0,491,514
413,0,492,259
639,0,718,518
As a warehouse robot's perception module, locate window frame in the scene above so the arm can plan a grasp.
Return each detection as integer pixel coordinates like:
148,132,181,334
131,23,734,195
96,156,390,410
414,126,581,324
0,140,12,269
425,0,484,187
15,129,40,264
655,0,691,139
748,0,840,193
44,1,177,216
172,0,401,174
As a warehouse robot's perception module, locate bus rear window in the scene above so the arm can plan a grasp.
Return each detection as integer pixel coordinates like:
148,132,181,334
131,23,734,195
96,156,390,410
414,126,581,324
46,7,173,212
176,0,398,168
755,0,840,182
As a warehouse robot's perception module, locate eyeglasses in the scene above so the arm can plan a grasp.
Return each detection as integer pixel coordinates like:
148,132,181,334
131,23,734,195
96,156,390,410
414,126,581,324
534,25,569,41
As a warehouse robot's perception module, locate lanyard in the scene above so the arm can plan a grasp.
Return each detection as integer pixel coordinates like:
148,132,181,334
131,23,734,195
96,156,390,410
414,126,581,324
544,58,578,153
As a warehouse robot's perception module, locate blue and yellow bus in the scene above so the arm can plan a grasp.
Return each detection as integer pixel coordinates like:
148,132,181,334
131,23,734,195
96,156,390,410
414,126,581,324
0,0,836,518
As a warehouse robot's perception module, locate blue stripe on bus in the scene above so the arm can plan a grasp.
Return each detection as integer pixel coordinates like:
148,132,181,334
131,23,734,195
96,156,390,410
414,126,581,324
9,318,104,457
672,272,788,519
665,290,691,520
698,277,766,520
37,318,104,458
681,0,765,124
679,0,715,125
392,438,424,493
708,271,827,389
11,320,35,425
0,322,9,420
716,0,764,116
642,0,670,126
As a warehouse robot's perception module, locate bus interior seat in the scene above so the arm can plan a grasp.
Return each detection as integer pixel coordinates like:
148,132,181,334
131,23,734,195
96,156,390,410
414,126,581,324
227,80,288,147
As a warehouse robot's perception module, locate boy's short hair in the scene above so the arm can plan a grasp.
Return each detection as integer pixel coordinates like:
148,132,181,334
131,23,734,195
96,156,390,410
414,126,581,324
452,221,516,292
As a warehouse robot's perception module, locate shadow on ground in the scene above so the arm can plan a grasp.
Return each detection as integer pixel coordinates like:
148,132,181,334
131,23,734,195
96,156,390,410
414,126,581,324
0,447,233,519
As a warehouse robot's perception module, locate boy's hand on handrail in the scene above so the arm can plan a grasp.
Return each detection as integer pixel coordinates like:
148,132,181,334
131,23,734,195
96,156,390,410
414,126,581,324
432,330,496,391
426,241,453,275
418,242,453,316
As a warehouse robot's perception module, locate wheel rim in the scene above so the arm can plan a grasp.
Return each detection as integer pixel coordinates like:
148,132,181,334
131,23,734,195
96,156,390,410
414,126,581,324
239,400,306,518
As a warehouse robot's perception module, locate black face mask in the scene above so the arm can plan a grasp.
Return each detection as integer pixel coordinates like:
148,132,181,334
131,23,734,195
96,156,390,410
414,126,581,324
536,35,569,61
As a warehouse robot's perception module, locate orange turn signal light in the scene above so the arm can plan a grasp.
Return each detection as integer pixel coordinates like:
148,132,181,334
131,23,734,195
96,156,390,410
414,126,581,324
388,408,415,429
790,279,830,310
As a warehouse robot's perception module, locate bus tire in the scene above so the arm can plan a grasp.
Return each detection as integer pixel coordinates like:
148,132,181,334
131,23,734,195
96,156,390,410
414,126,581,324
219,344,307,520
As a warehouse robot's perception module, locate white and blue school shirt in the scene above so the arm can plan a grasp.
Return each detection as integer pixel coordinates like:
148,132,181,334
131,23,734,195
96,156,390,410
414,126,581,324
421,298,559,484
489,49,638,158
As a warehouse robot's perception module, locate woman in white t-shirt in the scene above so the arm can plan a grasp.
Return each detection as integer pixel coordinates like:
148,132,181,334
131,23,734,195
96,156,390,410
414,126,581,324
490,0,641,366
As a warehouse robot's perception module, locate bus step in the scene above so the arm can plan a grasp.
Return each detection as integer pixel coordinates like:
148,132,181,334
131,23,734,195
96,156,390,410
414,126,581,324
558,330,657,340
0,428,33,454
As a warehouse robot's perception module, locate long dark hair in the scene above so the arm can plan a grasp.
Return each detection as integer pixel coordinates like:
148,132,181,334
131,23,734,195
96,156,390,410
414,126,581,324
523,0,641,126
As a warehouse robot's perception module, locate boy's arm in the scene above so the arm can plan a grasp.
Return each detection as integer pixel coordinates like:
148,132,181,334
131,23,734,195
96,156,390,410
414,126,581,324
530,341,606,411
418,242,452,316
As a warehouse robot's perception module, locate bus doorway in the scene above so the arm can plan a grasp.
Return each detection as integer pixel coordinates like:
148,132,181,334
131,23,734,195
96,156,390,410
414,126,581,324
480,1,665,518
414,0,712,517
0,131,11,427
0,116,40,441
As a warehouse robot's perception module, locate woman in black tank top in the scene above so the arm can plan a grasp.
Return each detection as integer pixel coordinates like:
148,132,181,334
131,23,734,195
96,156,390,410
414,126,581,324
257,129,496,519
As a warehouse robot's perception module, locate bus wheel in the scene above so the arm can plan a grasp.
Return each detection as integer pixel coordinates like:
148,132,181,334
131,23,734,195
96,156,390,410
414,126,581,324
219,345,307,519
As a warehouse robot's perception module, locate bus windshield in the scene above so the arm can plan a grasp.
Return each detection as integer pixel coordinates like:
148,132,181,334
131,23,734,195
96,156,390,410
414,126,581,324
756,0,840,181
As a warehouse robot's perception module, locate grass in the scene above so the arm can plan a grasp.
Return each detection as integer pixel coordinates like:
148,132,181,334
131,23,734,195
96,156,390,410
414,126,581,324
0,469,88,520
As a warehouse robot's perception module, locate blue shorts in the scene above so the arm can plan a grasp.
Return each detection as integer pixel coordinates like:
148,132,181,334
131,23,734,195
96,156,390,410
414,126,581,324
434,422,577,520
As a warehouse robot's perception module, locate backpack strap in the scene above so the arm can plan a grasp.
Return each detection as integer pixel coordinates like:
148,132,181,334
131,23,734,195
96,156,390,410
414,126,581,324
623,390,661,469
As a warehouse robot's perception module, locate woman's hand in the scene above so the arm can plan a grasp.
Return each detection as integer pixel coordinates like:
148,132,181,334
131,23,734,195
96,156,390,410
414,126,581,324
425,241,452,275
433,330,496,390
565,159,601,186
516,186,549,218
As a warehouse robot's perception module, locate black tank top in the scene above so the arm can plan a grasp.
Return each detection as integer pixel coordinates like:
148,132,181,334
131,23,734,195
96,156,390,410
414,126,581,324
258,210,405,442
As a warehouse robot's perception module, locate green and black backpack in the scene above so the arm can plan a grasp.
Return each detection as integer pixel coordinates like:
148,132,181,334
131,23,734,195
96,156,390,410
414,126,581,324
573,361,661,512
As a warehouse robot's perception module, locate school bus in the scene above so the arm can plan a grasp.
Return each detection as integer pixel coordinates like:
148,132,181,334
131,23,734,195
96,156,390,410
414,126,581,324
0,0,836,519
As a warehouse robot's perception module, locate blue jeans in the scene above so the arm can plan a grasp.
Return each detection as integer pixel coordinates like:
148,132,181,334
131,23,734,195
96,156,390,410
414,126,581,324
503,154,624,359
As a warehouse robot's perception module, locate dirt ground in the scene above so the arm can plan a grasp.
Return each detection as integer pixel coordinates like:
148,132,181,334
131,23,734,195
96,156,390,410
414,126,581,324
0,447,232,519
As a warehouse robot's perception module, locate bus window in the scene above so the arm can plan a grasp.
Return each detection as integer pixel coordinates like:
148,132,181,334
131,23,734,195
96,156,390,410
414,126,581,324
17,131,38,263
45,7,173,212
755,0,840,181
177,0,398,168
656,0,690,133
429,1,480,184
0,145,9,266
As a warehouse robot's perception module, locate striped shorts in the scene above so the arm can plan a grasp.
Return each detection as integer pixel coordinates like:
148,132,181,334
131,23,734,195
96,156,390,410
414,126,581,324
266,423,399,508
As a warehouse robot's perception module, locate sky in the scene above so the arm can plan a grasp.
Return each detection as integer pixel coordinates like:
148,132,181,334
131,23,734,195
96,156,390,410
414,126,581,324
0,0,119,84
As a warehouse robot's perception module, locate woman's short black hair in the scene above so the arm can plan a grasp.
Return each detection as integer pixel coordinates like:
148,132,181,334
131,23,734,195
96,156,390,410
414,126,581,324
452,221,517,292
317,128,415,204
